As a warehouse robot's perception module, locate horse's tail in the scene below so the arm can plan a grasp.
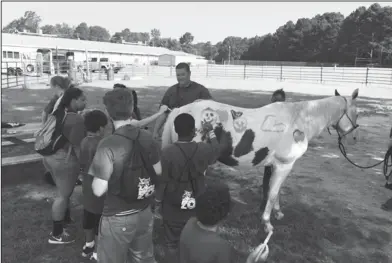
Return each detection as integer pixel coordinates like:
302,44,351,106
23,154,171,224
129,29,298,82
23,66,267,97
161,107,180,149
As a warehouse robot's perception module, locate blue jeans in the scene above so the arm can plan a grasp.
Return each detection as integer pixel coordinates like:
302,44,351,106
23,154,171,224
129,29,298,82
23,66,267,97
97,206,156,263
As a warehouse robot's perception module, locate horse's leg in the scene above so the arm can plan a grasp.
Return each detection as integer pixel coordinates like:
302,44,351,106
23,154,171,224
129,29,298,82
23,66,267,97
272,191,284,220
261,163,293,233
260,165,273,212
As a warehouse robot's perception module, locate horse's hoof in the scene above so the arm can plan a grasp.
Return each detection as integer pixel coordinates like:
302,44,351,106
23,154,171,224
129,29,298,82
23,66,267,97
274,211,284,220
264,222,274,233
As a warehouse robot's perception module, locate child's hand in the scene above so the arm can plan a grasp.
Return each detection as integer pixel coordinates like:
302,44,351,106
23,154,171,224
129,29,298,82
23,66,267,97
158,105,170,114
246,244,269,263
201,121,213,133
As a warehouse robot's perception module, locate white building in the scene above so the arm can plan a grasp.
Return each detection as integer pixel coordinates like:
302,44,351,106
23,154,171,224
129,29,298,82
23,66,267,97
158,52,208,67
2,33,203,68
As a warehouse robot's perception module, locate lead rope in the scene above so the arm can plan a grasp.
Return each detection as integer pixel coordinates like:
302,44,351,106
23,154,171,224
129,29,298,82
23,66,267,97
337,137,392,181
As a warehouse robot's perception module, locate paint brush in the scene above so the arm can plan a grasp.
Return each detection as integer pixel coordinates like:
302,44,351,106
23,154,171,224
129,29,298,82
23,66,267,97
255,231,273,261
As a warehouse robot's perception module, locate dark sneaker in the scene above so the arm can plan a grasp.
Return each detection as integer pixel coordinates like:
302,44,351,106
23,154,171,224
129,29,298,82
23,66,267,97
48,230,75,244
82,245,95,258
385,183,392,191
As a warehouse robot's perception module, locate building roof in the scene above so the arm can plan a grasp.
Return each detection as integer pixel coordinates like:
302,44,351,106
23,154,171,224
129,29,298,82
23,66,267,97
2,33,200,57
159,51,206,59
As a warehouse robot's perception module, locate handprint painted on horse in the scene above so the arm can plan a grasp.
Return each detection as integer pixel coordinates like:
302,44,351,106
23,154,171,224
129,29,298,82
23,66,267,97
162,88,359,233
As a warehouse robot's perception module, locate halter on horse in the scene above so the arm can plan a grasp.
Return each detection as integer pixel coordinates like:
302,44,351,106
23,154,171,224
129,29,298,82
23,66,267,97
161,89,360,233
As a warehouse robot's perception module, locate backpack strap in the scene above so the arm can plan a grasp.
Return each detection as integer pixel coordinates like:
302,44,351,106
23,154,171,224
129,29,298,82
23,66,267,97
173,143,199,193
114,129,158,182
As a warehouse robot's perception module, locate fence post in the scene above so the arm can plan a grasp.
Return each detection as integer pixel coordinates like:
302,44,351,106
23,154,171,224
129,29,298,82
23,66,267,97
390,69,392,85
170,65,172,77
16,63,19,87
320,65,323,83
6,62,9,88
300,67,302,80
280,64,283,81
243,64,247,79
365,67,369,86
206,63,209,78
261,65,263,78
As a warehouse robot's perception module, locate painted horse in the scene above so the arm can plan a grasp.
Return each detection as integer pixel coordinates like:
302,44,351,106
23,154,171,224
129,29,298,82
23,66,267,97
161,88,359,233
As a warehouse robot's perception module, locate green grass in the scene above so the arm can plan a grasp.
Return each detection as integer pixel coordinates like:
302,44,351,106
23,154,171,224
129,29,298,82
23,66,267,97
2,85,392,263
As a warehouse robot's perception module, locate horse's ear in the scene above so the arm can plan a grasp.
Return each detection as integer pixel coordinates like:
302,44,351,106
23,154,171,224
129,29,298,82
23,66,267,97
351,88,359,100
335,89,340,96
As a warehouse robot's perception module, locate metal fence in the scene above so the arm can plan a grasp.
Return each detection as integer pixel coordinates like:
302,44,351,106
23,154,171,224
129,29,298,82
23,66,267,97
115,64,392,86
2,62,392,89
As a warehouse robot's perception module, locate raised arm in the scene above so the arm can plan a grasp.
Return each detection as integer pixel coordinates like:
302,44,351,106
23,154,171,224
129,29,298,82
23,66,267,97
153,88,173,139
197,122,221,165
131,105,169,128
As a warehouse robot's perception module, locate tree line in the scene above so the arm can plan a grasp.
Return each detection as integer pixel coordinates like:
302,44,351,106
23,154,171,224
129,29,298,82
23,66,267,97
3,3,392,66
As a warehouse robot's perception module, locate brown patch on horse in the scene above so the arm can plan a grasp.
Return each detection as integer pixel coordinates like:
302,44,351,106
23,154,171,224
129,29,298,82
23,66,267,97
293,129,305,143
213,124,239,166
252,147,269,166
234,129,255,157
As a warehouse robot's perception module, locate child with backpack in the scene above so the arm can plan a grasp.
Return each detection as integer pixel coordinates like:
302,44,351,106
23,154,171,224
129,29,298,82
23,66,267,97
88,88,162,263
36,87,87,244
79,110,108,261
157,113,221,261
42,76,83,187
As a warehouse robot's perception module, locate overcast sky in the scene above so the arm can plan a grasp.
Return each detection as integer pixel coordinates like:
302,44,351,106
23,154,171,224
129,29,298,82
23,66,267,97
2,2,390,44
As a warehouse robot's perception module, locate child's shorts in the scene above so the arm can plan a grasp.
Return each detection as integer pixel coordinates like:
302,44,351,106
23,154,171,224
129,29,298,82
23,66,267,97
83,209,102,235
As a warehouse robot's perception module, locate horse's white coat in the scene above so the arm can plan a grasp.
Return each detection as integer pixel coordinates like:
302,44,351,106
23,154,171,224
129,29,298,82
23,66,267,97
161,90,359,233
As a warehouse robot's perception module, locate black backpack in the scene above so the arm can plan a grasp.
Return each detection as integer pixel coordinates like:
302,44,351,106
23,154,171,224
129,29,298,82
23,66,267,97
164,144,205,210
34,108,69,156
114,129,157,203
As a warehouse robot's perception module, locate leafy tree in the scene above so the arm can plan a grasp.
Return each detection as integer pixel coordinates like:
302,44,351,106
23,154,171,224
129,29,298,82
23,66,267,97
53,23,74,38
41,24,57,34
215,36,251,62
74,22,89,40
111,32,123,43
150,28,161,46
179,32,194,45
88,25,110,42
2,11,41,33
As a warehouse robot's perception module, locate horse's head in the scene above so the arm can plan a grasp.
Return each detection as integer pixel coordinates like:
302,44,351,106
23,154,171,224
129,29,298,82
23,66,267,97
333,89,359,145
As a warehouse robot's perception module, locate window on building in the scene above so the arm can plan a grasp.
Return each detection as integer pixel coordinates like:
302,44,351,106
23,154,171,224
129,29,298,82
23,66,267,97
3,51,6,58
7,51,13,58
14,52,20,59
100,58,109,62
91,58,98,62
